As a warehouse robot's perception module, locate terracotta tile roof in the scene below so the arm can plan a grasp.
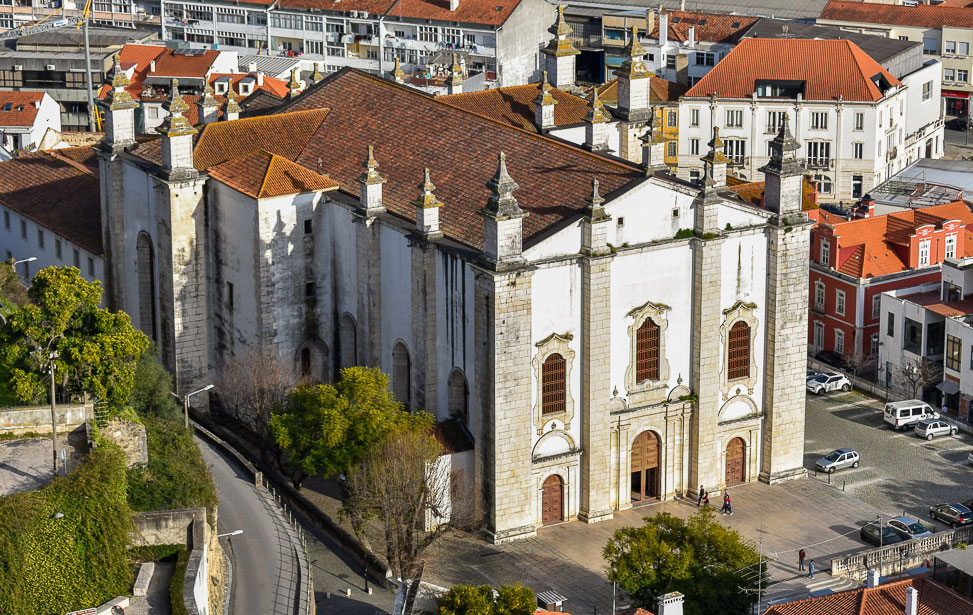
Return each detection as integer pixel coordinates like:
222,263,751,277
617,608,655,615
278,0,523,27
726,177,818,211
239,89,287,116
685,38,902,102
51,145,99,175
438,82,590,131
152,48,221,79
0,152,102,255
819,0,973,30
816,200,973,279
115,44,167,98
281,70,643,249
207,149,339,198
209,73,290,99
649,10,758,44
763,576,973,615
0,92,45,127
597,77,688,105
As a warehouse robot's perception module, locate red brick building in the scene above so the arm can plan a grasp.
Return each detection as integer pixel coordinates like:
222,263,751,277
808,200,973,361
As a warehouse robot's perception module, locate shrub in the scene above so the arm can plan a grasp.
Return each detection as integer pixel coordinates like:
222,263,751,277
438,584,536,615
169,547,190,615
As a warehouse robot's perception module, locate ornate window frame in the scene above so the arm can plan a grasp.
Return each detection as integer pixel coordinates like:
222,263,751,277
532,332,576,435
625,300,671,405
720,301,758,400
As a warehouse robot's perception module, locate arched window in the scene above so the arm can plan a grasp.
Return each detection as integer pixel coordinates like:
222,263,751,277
447,369,468,423
136,233,156,340
541,353,566,416
392,342,411,410
727,321,750,380
339,314,357,370
635,318,660,382
300,348,312,377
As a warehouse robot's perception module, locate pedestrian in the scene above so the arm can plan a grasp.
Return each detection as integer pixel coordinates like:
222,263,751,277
702,490,710,506
798,548,806,571
722,490,733,515
807,560,815,579
697,485,705,507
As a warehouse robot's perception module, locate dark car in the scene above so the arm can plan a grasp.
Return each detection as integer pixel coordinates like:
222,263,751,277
860,521,905,547
930,503,973,527
946,117,971,131
815,350,851,370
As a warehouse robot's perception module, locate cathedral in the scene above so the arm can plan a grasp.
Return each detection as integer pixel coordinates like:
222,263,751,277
95,15,810,542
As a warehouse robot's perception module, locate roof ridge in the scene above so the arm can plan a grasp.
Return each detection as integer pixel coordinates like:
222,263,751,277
258,151,279,198
45,149,95,176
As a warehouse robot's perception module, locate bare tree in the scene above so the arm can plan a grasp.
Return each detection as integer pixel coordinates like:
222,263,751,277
218,347,296,448
342,424,458,581
896,357,941,399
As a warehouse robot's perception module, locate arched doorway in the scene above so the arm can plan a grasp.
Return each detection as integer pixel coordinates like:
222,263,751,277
631,431,661,504
725,437,745,485
541,474,563,525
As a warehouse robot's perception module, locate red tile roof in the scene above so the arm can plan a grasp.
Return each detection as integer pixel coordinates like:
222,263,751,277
209,73,290,99
902,291,973,318
649,10,758,44
277,0,524,26
0,92,46,127
207,150,339,198
763,576,973,615
727,177,818,212
152,48,221,79
815,200,973,279
819,0,973,30
282,70,643,249
0,151,102,255
438,82,590,131
597,77,688,105
114,44,167,98
685,38,902,102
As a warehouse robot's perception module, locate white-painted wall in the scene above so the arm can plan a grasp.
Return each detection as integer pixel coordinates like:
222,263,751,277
0,203,104,285
0,93,60,152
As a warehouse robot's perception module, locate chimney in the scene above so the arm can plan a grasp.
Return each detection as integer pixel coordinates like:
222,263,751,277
33,99,40,109
646,8,655,35
257,72,264,86
865,570,880,588
449,0,458,9
688,25,695,47
248,61,257,72
658,592,683,615
150,60,156,72
905,586,918,615
659,13,668,48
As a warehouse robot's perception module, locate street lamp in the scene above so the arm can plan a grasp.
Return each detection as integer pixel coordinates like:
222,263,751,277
13,257,37,265
218,529,243,538
35,348,59,477
172,384,214,428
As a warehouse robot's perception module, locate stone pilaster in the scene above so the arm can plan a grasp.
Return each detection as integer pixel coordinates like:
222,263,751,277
96,149,128,313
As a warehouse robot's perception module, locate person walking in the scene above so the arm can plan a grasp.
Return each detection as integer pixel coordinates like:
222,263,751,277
702,490,710,506
798,549,806,571
807,560,815,579
697,486,705,507
722,490,733,515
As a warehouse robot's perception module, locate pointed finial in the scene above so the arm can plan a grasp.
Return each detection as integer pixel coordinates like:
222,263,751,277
111,53,130,88
225,92,241,116
535,71,558,107
359,145,385,185
393,56,405,83
484,151,524,218
288,68,301,97
107,52,136,107
164,79,189,114
449,53,463,86
549,5,573,37
415,167,443,209
312,62,324,83
542,5,580,58
762,114,803,175
585,86,611,123
585,178,605,212
156,78,196,136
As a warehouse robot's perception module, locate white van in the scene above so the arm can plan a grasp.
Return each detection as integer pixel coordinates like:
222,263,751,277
884,400,939,430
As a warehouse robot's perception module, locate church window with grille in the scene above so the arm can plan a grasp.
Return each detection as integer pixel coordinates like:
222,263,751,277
727,321,750,380
635,319,660,382
541,354,566,415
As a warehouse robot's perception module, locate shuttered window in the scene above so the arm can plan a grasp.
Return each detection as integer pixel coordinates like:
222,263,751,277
636,319,660,382
728,322,750,380
541,353,566,415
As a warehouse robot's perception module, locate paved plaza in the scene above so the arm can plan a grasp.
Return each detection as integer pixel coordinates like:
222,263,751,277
0,427,88,496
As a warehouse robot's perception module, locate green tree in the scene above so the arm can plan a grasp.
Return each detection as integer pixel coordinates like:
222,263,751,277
130,343,181,420
0,267,148,408
0,258,29,316
603,507,761,615
269,366,411,489
438,585,536,615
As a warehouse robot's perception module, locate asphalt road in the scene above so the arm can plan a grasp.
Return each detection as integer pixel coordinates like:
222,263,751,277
944,125,972,147
196,436,299,615
804,390,973,525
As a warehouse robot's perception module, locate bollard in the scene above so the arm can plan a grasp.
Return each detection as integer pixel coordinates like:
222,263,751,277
842,480,846,491
368,588,373,595
346,588,352,597
254,471,263,487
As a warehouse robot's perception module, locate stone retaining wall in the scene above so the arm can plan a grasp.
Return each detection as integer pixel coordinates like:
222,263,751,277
830,526,973,581
0,401,92,434
131,508,212,615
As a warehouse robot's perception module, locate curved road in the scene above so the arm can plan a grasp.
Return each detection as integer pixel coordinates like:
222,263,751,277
196,436,299,615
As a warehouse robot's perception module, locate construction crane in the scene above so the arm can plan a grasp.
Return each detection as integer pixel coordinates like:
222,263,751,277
0,0,99,131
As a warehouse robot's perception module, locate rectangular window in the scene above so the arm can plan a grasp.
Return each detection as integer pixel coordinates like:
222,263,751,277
806,141,831,166
725,109,743,128
227,282,234,309
958,70,969,83
853,175,863,199
814,321,825,349
922,81,932,100
305,282,315,297
666,54,676,69
36,229,44,250
690,138,699,155
887,312,895,337
304,219,313,234
853,142,863,159
55,238,62,260
418,25,437,42
836,290,846,316
667,141,677,157
723,139,745,163
667,111,677,127
305,40,324,55
958,42,970,56
442,27,460,46
870,334,879,358
919,239,931,266
946,234,957,259
872,294,880,319
923,38,938,54
854,112,864,131
946,335,962,371
834,329,845,354
904,317,922,354
815,282,825,310
811,111,828,130
945,41,957,54
2,210,7,229
20,220,26,239
690,108,699,126
766,110,786,133
73,249,80,267
87,257,94,276
945,68,955,81
820,239,830,266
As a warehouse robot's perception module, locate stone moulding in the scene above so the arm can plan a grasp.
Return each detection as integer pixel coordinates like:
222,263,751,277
624,300,671,405
532,332,576,435
719,300,759,400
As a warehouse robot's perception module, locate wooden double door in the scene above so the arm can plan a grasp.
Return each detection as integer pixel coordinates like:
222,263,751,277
631,431,661,504
725,437,745,485
541,474,564,525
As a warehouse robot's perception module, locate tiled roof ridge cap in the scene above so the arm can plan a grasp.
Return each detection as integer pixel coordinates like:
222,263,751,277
343,70,642,174
46,148,96,176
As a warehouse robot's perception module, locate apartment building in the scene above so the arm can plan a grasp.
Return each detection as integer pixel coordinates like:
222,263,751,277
0,91,60,153
677,38,944,202
819,0,973,117
808,200,973,362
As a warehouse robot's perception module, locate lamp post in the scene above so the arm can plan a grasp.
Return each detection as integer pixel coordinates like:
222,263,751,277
36,348,59,477
217,529,243,538
12,256,37,280
172,384,214,428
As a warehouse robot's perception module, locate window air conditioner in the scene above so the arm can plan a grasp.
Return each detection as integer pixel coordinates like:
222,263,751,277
350,10,358,17
46,64,55,70
13,65,22,71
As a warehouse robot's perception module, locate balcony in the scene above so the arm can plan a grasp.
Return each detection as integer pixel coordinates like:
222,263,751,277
887,147,898,161
805,158,833,170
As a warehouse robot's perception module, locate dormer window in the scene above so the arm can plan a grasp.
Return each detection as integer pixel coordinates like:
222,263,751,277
755,79,805,98
239,80,253,95
214,80,228,95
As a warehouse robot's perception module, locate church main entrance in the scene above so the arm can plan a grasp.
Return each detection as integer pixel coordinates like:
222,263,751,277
631,431,660,504
541,475,563,525
725,437,745,485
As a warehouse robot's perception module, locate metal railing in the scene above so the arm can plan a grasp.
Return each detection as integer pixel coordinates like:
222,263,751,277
831,526,973,580
261,476,313,614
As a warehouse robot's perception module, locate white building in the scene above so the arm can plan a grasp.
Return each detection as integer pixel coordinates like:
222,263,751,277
677,38,944,202
0,91,61,154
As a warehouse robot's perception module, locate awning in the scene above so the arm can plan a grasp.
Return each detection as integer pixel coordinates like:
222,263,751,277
936,380,960,395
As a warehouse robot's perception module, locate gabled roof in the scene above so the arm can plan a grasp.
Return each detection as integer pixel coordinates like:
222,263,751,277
209,73,290,99
0,92,46,127
819,0,973,30
763,576,973,615
685,38,902,102
814,200,973,279
277,0,524,27
0,150,102,255
597,76,689,105
280,69,643,249
208,150,339,199
152,48,221,79
438,82,590,131
113,44,166,98
649,10,758,44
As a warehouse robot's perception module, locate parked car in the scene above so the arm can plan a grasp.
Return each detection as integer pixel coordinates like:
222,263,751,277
888,516,934,540
914,419,958,440
929,503,973,527
807,369,824,381
815,350,851,370
884,400,939,430
815,448,860,473
946,117,971,131
860,521,905,547
807,373,852,395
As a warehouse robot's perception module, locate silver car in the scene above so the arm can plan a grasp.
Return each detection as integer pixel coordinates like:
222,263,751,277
914,419,958,440
815,448,860,473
